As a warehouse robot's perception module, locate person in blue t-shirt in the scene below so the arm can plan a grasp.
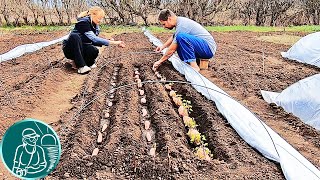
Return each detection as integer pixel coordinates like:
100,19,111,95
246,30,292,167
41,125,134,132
153,9,217,72
63,6,125,74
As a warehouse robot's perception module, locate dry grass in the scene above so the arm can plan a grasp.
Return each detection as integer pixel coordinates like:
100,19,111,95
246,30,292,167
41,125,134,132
257,34,301,45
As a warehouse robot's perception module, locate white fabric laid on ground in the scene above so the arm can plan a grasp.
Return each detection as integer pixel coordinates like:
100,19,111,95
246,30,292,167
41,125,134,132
281,32,320,67
143,28,320,180
261,74,320,131
0,34,69,63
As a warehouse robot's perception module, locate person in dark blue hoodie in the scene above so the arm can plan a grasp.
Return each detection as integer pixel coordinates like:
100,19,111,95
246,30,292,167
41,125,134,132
63,6,125,74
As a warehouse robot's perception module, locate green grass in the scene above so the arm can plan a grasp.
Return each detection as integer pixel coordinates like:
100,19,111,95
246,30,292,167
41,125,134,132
2,25,320,34
205,25,320,32
257,35,301,45
0,25,71,33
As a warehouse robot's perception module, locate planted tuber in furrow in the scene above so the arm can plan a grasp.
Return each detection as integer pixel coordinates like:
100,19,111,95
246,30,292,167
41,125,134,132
145,120,150,130
97,132,103,144
92,148,99,156
142,108,148,117
146,131,152,141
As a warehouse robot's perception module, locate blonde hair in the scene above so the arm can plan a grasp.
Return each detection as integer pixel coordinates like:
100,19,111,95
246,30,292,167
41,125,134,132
78,6,105,18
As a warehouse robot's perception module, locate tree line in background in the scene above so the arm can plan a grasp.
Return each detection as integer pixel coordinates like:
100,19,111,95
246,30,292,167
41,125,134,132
0,0,320,27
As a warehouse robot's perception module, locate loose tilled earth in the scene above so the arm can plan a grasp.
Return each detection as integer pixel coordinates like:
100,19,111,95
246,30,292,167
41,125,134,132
0,30,319,179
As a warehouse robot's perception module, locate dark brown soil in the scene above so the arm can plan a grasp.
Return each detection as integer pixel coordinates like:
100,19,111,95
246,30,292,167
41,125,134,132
0,31,319,179
0,30,69,54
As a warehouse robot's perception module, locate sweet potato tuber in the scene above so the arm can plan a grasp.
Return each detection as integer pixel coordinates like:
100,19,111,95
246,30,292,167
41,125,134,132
142,108,148,117
145,120,151,130
141,97,147,104
195,147,211,161
92,148,99,156
169,90,176,97
139,89,145,96
146,131,152,141
178,105,188,117
187,128,201,145
97,132,103,144
183,116,196,128
173,96,183,106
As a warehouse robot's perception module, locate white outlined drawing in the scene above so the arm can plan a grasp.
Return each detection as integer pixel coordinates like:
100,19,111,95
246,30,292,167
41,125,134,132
41,134,59,172
12,128,47,177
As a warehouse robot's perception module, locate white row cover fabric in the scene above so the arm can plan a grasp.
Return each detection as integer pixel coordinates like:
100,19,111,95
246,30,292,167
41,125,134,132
281,32,320,67
261,74,320,131
143,28,320,180
0,34,69,63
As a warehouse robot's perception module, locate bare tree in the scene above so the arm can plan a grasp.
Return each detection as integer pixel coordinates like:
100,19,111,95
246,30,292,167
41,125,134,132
166,0,235,25
269,0,294,26
25,0,41,25
52,0,64,25
61,0,72,25
301,0,320,25
0,0,13,26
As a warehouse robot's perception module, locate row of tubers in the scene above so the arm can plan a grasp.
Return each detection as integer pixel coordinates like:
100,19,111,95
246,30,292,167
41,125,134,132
135,68,156,157
156,71,211,161
92,66,120,156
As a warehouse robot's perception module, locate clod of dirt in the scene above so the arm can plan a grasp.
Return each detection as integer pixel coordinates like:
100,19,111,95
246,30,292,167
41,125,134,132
134,71,140,75
64,173,70,178
155,72,162,79
134,75,140,79
104,112,110,118
137,82,143,88
92,148,99,156
145,120,150,130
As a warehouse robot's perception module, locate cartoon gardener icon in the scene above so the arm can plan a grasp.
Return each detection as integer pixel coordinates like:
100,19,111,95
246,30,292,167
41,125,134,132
12,128,47,177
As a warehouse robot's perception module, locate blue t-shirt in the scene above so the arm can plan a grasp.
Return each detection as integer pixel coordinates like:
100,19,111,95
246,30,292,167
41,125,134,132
173,17,216,54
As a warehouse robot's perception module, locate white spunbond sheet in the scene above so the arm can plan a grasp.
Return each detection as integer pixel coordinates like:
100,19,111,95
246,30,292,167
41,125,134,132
261,74,320,131
281,32,320,67
143,29,320,180
0,34,69,63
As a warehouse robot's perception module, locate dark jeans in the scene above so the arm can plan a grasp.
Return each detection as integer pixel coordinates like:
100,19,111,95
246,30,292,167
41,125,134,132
62,33,99,68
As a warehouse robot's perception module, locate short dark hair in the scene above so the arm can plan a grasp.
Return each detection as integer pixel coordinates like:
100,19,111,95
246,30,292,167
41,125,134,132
158,9,175,21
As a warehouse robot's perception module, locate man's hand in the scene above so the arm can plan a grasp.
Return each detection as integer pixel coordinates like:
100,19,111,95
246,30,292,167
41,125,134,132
152,60,162,71
118,41,126,48
155,46,164,53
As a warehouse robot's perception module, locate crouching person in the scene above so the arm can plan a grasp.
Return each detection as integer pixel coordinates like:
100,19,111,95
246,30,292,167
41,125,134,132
153,9,216,72
63,6,125,74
